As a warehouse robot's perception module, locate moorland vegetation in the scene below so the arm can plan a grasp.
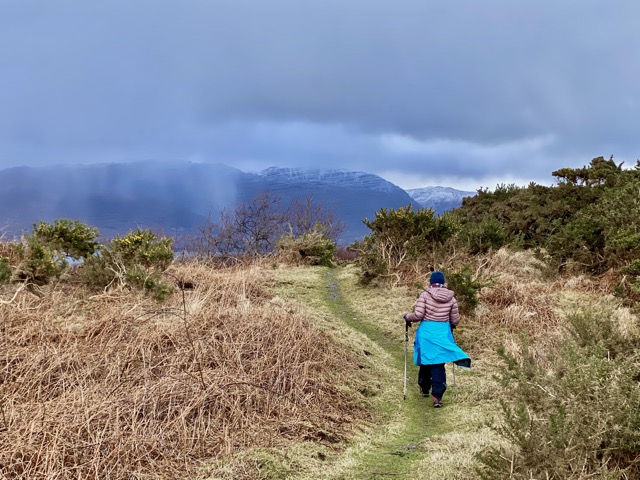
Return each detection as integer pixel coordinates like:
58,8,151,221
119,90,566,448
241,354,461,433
353,156,640,479
0,157,639,479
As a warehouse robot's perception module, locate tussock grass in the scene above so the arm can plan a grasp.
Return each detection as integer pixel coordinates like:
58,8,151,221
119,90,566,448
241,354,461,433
0,261,367,479
484,248,547,280
2,246,636,479
476,249,561,338
470,248,623,353
411,427,509,480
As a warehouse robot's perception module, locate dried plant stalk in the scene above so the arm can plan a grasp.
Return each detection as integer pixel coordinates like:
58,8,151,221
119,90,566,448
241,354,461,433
0,261,365,479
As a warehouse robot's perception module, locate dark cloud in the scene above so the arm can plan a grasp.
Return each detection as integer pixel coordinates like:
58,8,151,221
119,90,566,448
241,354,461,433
0,0,638,189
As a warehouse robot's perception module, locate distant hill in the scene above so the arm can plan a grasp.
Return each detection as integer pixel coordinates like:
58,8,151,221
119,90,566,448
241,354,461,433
406,186,476,213
254,167,416,242
0,161,421,244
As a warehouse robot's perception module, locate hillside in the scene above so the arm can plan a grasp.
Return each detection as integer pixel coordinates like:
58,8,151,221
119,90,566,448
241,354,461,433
2,248,636,479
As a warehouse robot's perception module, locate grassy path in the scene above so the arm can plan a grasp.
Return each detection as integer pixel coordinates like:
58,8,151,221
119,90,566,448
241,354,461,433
321,268,447,479
276,265,501,480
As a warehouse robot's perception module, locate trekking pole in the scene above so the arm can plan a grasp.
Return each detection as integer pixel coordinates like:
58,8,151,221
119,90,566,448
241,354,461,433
403,319,409,400
450,323,457,387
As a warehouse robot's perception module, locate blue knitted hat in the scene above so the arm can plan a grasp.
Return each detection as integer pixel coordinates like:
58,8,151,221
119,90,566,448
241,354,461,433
430,271,445,285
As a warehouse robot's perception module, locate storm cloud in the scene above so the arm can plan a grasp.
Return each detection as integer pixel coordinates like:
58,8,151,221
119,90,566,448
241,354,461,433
1,0,638,189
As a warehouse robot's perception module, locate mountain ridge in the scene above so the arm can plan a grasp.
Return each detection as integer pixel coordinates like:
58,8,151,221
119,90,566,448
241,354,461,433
406,186,475,214
258,167,404,194
0,161,473,244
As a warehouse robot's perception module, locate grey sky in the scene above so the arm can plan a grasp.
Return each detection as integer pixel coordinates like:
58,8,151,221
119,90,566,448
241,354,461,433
1,0,638,190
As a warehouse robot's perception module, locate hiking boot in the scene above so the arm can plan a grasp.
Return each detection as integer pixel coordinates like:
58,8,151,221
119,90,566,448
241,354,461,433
432,396,443,408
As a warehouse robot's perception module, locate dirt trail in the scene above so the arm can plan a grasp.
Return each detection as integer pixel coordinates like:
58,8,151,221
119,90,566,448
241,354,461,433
304,267,482,480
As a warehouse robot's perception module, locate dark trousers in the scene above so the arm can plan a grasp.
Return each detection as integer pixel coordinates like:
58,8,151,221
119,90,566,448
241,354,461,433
418,364,447,399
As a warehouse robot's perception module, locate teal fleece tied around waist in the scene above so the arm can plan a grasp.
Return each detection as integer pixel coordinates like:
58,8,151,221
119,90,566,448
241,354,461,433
413,321,471,368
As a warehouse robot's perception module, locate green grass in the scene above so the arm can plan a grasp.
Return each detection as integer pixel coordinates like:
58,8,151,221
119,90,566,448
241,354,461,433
314,266,502,480
219,264,504,480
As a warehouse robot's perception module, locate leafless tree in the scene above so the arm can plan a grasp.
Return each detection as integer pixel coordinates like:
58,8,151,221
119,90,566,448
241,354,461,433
196,192,286,257
192,212,220,257
287,196,345,242
195,192,344,257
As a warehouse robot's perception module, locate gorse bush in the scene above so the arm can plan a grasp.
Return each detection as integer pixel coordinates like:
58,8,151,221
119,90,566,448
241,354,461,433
565,307,637,360
2,220,174,301
456,157,640,304
477,307,640,479
32,219,100,260
82,228,174,300
13,236,67,286
108,228,173,270
276,230,337,267
354,206,458,284
444,267,484,315
353,161,634,289
13,219,100,286
124,265,174,301
463,217,507,254
0,257,11,285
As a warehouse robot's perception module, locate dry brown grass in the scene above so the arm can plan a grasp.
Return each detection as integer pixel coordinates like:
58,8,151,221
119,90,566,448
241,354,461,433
0,261,367,479
472,248,612,340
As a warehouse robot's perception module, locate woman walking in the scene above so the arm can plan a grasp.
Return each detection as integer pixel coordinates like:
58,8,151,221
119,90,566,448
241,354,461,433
403,271,471,407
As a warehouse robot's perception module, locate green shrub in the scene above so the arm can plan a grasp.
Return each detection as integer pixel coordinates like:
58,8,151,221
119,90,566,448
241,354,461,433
12,219,100,287
81,228,174,299
125,265,173,301
352,239,387,285
81,254,115,290
565,308,636,360
463,217,507,254
477,309,640,479
277,231,336,267
0,257,11,285
32,219,99,260
445,267,483,315
108,228,174,270
355,205,459,284
456,158,640,278
12,236,66,286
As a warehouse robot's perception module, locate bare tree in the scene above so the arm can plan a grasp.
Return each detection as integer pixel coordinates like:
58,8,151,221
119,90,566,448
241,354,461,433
197,192,286,257
287,196,345,242
192,212,220,257
195,192,344,257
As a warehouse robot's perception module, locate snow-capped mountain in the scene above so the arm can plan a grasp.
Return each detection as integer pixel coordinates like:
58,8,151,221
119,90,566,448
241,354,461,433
259,167,403,194
0,162,416,244
0,160,477,245
255,167,416,241
406,186,476,213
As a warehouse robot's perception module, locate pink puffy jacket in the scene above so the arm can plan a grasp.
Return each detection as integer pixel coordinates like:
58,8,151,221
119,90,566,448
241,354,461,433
405,286,460,326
